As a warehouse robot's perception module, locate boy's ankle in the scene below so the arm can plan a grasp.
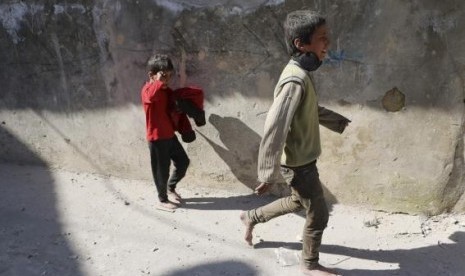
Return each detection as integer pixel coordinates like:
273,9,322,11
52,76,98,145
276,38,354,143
301,264,340,276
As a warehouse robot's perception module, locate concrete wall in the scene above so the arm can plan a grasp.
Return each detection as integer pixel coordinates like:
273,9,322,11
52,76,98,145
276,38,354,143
1,0,464,214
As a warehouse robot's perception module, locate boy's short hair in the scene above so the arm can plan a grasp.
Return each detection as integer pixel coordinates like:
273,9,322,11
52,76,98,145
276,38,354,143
147,54,174,73
284,10,326,57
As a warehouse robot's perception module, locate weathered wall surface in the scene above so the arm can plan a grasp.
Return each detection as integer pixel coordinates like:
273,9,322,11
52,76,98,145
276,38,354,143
1,0,464,214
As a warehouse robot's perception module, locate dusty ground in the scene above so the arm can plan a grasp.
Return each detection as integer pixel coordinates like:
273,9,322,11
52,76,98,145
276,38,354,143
0,163,464,276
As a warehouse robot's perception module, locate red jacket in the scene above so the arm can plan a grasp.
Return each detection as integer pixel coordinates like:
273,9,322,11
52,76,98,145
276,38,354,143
141,80,175,141
169,87,205,142
173,87,204,109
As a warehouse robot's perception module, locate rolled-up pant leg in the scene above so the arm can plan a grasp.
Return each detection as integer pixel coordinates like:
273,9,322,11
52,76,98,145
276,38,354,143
247,189,303,224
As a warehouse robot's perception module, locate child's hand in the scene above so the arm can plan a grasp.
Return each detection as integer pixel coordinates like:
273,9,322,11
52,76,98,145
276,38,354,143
155,71,169,88
155,71,166,82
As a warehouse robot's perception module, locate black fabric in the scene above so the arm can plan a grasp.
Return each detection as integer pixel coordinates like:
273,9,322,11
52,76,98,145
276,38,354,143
176,99,206,126
181,130,196,143
292,52,322,72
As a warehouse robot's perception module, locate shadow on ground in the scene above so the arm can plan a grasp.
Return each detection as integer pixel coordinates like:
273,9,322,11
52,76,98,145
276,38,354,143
0,126,83,275
251,231,465,276
182,194,276,211
322,231,465,276
163,260,259,276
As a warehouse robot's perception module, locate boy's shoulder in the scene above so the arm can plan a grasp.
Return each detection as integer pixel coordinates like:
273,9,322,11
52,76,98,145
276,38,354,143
278,61,311,86
283,61,309,77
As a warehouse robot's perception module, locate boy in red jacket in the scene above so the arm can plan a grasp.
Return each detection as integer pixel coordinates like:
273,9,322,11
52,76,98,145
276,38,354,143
141,54,189,210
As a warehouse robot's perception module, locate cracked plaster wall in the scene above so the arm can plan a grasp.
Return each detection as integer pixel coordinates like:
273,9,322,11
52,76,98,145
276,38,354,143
0,0,464,214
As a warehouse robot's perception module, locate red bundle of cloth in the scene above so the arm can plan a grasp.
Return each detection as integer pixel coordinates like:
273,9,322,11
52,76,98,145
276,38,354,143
169,86,206,143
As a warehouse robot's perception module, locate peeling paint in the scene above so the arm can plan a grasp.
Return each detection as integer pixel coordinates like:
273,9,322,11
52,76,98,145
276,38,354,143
0,3,43,44
53,4,86,15
151,0,285,15
0,2,86,44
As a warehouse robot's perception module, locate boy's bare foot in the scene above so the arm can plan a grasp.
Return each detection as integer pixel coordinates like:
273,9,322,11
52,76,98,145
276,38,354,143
301,264,341,276
240,211,254,246
168,191,182,204
158,201,178,211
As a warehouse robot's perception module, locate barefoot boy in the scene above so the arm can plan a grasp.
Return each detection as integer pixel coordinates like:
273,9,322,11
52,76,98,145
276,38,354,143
241,10,350,275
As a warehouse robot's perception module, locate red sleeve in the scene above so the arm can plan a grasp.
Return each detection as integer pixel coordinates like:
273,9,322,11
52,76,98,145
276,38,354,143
141,80,165,104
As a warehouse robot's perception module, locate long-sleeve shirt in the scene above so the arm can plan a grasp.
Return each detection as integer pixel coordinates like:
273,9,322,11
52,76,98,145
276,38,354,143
257,82,303,183
257,82,350,184
141,80,175,141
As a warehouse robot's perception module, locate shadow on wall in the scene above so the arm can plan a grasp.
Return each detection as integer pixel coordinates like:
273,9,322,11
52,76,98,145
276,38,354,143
163,260,258,276
0,126,83,275
202,113,338,207
201,114,261,191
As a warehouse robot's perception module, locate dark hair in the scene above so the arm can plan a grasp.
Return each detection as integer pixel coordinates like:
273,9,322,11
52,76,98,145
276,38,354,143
147,54,174,74
284,10,326,57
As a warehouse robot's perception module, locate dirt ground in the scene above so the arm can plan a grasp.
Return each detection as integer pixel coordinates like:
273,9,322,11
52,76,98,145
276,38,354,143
1,163,464,276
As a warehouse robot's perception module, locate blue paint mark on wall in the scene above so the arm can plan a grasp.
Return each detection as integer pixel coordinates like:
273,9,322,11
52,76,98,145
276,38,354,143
324,50,362,65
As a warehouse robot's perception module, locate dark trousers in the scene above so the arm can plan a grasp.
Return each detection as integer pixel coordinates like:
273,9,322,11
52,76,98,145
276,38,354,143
148,136,190,202
246,161,329,269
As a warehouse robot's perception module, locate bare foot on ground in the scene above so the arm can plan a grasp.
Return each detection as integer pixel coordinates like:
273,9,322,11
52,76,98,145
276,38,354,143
240,211,254,246
168,191,182,204
301,264,341,276
158,201,179,210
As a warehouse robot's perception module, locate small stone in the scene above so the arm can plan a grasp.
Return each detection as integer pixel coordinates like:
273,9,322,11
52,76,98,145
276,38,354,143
364,218,381,228
124,201,130,206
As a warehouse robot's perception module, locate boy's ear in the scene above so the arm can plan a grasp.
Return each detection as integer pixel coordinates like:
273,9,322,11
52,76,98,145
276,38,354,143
293,38,305,51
